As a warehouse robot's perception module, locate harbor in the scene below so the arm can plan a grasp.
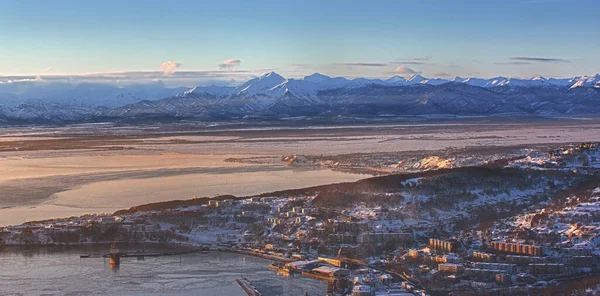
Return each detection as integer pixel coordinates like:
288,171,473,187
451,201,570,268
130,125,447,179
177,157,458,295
0,244,326,296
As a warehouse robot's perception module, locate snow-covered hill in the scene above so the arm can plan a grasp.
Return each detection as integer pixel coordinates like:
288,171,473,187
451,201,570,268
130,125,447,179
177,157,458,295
1,71,599,122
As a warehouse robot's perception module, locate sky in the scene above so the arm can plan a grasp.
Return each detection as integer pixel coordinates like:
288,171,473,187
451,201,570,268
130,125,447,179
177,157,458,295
0,0,598,86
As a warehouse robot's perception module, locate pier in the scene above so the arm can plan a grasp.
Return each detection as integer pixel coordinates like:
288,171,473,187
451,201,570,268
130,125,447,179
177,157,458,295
236,277,263,296
80,248,205,259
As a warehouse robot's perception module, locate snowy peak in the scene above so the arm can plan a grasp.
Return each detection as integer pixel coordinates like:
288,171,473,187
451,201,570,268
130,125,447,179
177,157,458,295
302,73,350,89
234,72,286,97
182,85,234,97
303,73,331,83
570,74,600,89
386,75,409,85
407,74,426,84
421,78,450,86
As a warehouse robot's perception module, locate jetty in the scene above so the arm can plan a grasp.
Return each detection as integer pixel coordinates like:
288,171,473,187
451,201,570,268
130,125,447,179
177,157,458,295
236,277,263,296
80,248,205,259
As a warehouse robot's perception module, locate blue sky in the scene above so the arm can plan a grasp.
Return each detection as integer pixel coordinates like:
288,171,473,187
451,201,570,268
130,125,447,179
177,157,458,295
0,0,598,85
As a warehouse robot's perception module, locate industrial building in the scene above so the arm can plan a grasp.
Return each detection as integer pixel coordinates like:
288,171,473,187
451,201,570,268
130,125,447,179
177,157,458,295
311,266,351,277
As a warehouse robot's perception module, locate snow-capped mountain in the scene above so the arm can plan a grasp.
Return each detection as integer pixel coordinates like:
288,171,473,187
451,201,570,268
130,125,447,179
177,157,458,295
1,71,599,122
180,85,234,97
302,73,350,88
233,72,286,97
386,76,408,85
570,74,600,89
407,74,427,84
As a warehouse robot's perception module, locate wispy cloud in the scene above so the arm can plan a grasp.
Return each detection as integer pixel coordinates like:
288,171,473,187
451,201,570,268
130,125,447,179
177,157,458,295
510,57,570,63
394,56,432,65
0,70,256,87
160,61,182,75
394,65,420,75
433,72,451,77
333,62,388,67
40,67,53,73
495,61,532,65
393,61,426,65
219,58,241,69
409,56,431,61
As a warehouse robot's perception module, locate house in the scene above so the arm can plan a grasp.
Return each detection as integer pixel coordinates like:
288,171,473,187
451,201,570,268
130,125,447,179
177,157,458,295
379,274,393,284
100,217,118,224
438,263,464,273
528,263,565,275
472,262,516,274
352,285,373,296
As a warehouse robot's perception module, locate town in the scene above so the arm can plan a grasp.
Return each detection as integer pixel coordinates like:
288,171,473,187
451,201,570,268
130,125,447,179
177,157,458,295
1,143,600,295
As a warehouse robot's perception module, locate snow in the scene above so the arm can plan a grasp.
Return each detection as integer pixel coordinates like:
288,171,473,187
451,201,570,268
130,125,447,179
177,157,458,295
182,85,234,97
2,71,600,121
386,76,408,85
234,72,286,98
407,74,426,84
570,74,600,89
302,73,350,88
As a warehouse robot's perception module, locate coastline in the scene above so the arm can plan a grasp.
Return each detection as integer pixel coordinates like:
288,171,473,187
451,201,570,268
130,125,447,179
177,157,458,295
0,240,292,264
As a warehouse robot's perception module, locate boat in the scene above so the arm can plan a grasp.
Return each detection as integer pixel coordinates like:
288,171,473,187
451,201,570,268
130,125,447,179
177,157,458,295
109,243,121,266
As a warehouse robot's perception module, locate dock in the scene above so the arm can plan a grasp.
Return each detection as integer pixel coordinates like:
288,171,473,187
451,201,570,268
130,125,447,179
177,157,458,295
236,277,263,296
80,249,205,259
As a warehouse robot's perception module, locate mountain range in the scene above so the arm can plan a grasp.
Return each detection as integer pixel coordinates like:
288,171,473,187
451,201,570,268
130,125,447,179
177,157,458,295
1,72,599,123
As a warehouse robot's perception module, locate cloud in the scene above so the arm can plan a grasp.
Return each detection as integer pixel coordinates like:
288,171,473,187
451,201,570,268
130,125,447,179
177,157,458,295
409,56,431,61
334,62,388,67
394,56,432,65
433,72,451,77
0,70,256,87
510,57,570,63
40,67,53,73
394,61,426,65
394,65,420,75
495,61,532,65
219,59,241,69
160,61,182,75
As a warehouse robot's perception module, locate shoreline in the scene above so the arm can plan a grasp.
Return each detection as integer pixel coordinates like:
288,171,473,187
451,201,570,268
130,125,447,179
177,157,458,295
0,241,292,264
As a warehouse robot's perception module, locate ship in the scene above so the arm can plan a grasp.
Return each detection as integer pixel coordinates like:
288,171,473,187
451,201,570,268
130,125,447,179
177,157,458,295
109,243,121,267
